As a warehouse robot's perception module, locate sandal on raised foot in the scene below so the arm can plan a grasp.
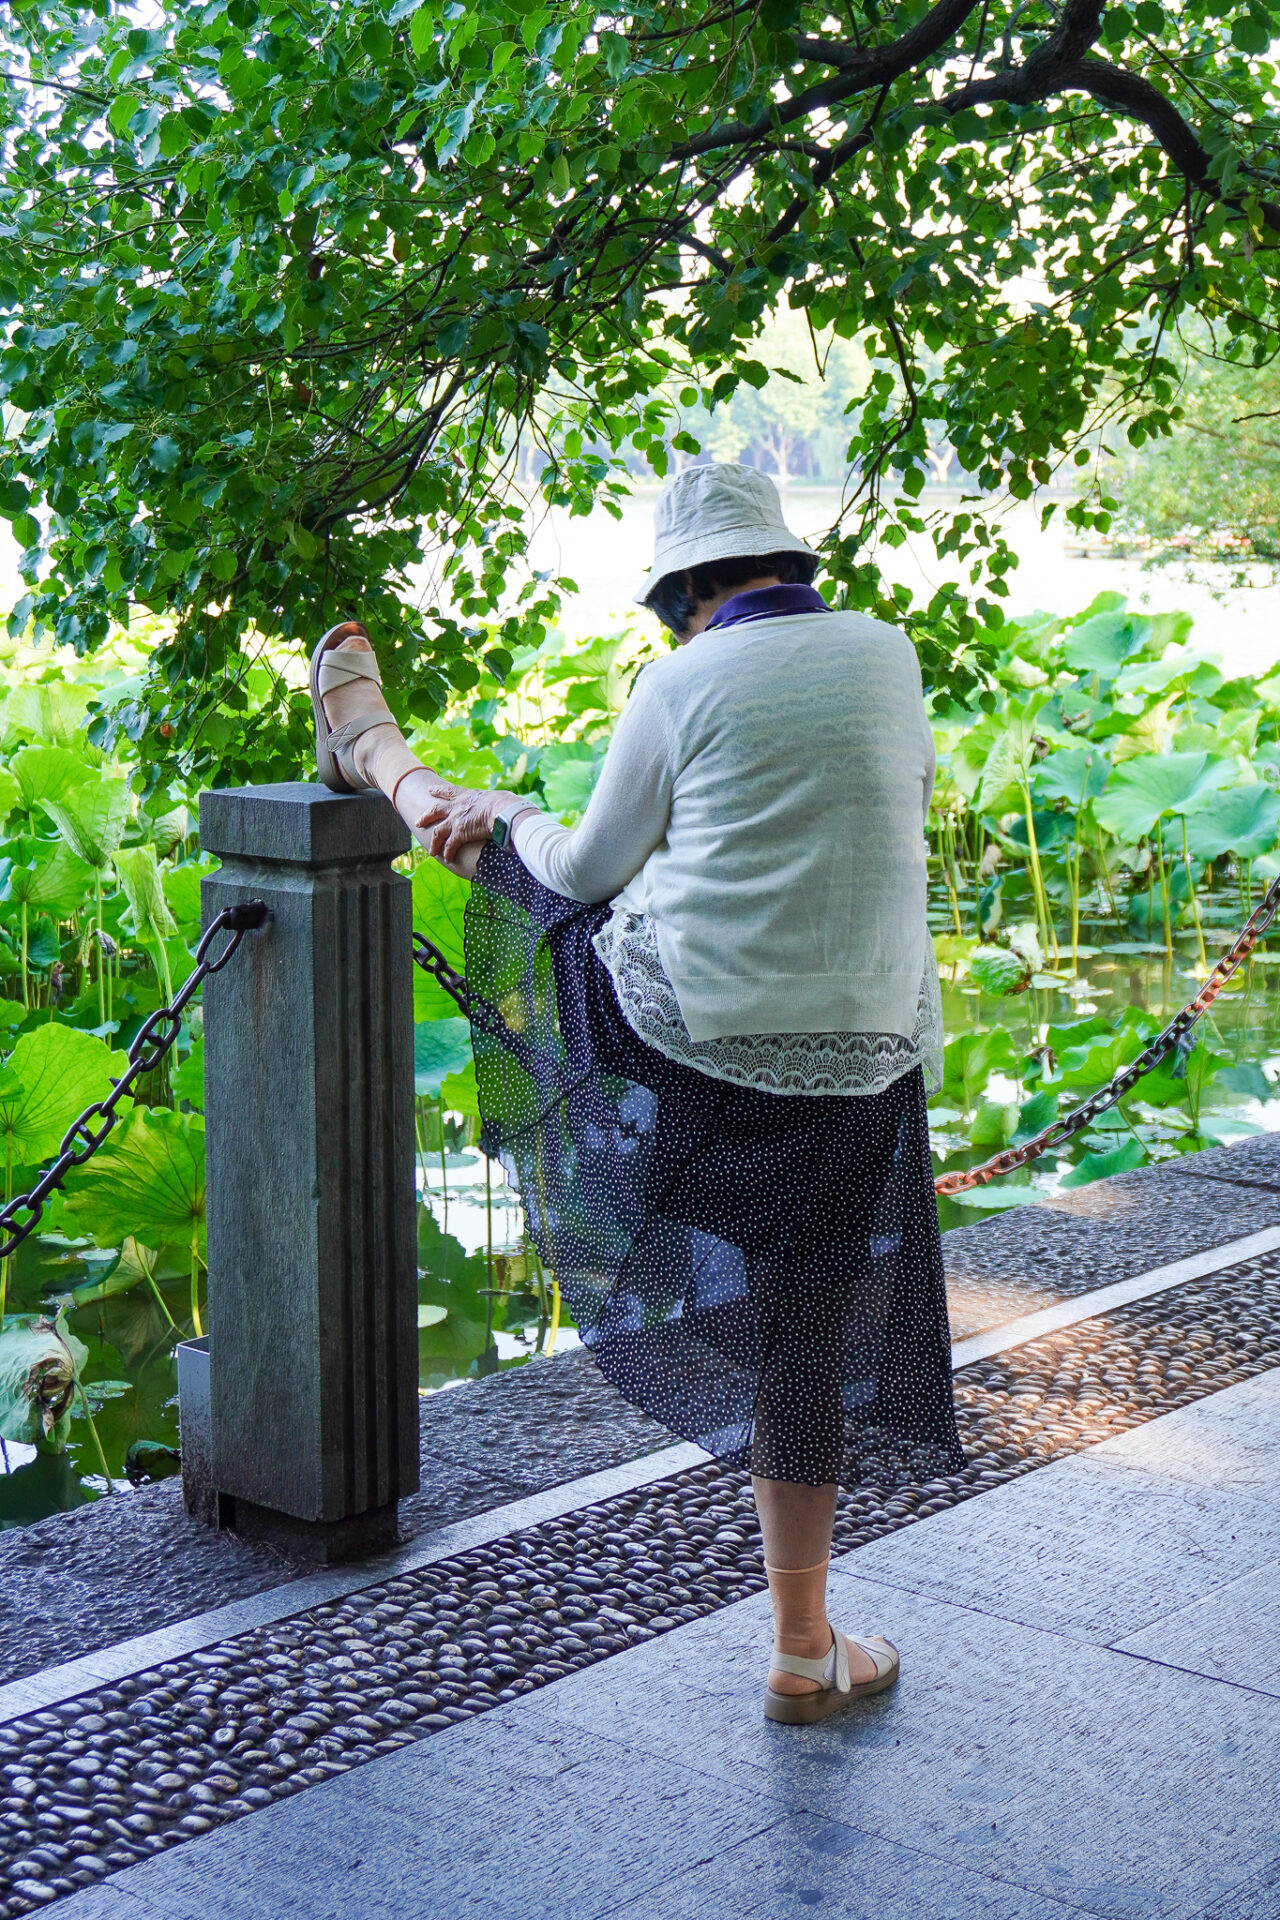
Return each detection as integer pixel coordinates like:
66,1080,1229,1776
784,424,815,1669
763,1630,899,1726
309,621,394,794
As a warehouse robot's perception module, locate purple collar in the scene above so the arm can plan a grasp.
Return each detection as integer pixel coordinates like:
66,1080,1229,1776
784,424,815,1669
704,582,829,632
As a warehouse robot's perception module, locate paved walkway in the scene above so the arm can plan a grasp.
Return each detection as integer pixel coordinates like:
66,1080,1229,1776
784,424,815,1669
38,1364,1280,1920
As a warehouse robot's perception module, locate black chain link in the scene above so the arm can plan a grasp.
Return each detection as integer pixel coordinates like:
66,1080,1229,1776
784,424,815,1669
411,932,469,1017
0,901,272,1261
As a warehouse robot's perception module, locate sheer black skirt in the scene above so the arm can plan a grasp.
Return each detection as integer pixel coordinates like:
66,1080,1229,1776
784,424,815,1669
465,845,964,1490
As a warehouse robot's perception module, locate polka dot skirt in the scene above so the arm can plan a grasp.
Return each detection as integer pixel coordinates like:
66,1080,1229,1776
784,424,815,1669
465,845,965,1491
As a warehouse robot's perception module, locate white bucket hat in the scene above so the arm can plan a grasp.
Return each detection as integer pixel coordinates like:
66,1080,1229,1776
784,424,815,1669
633,463,813,605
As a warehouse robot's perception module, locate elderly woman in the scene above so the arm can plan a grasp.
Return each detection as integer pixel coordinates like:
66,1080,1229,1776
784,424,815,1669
312,464,962,1726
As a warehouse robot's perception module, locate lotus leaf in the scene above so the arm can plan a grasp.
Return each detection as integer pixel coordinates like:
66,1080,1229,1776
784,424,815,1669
116,845,179,943
41,775,131,873
941,1027,1018,1113
973,691,1049,816
540,742,608,818
1058,1137,1147,1186
412,858,469,1021
1013,1087,1059,1143
1094,752,1227,840
968,947,1032,996
172,1038,204,1107
1060,609,1147,678
440,1058,481,1119
1052,1026,1148,1092
9,745,84,816
61,1107,205,1256
970,1099,1019,1148
26,916,60,970
0,842,93,917
1031,748,1109,807
161,858,216,934
1183,786,1280,862
0,1314,88,1449
0,1024,126,1171
0,767,18,824
5,681,93,747
1114,650,1223,699
414,1018,474,1097
417,1304,448,1328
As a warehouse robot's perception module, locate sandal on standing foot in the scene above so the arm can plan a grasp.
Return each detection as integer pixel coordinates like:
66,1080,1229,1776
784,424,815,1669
309,621,394,794
763,1630,899,1726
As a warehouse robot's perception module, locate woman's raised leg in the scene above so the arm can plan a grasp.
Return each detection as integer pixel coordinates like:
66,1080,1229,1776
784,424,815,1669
316,627,470,850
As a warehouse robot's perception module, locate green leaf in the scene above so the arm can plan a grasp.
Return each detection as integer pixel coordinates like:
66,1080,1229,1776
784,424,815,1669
9,745,85,814
40,775,131,872
148,436,181,474
0,1026,125,1170
414,1018,474,1096
409,5,434,60
941,1026,1019,1112
61,1108,206,1256
1013,1087,1059,1144
970,1098,1019,1148
440,1058,480,1117
116,845,179,943
1093,752,1222,840
1058,1137,1147,1187
1183,784,1280,862
0,843,93,917
0,1315,87,1447
968,946,1032,996
1060,611,1146,678
412,859,470,1020
172,1037,204,1108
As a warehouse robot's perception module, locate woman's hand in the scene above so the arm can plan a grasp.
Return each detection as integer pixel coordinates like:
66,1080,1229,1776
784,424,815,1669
413,784,518,877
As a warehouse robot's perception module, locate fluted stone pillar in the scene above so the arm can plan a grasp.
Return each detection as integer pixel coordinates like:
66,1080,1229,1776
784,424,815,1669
194,782,418,1562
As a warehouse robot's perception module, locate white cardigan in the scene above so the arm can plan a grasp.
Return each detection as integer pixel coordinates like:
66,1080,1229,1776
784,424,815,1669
512,609,935,1042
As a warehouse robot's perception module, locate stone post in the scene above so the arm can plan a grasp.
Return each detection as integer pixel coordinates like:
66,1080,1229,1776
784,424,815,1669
193,783,419,1562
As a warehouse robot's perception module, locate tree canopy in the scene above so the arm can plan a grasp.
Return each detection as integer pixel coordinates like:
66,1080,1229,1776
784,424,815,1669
4,0,1280,783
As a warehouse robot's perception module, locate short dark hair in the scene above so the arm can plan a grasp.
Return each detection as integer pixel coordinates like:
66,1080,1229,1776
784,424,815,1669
643,549,819,640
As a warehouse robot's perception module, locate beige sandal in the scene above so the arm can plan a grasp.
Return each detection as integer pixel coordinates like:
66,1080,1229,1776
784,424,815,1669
309,621,394,794
763,1629,899,1726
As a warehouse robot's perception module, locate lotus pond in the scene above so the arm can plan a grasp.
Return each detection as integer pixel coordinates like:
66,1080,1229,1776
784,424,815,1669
3,592,1280,1528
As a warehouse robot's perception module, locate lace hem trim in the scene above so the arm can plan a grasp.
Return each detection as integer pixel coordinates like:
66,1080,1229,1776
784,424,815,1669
592,911,944,1098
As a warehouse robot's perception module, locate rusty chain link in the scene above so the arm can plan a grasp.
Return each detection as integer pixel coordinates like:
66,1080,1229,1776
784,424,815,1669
0,900,271,1262
934,870,1280,1196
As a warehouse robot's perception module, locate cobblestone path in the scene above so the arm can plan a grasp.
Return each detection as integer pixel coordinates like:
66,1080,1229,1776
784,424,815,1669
3,1249,1279,1917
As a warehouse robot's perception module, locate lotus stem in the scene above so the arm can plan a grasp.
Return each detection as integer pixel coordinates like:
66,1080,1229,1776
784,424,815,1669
546,1277,562,1357
1155,819,1173,960
93,871,105,1026
145,1269,180,1334
1019,778,1058,965
19,900,27,1012
73,1377,116,1493
190,1232,204,1338
1180,816,1208,972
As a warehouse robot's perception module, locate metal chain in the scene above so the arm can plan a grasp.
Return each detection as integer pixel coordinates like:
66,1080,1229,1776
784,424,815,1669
410,877,1280,1197
0,900,272,1261
934,870,1280,1196
411,932,469,1017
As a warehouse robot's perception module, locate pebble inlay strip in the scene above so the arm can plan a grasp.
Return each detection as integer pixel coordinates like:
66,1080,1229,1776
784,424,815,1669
3,1251,1280,1915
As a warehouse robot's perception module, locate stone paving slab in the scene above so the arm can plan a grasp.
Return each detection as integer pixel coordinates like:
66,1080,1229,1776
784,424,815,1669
1170,1132,1280,1190
42,1716,783,1920
600,1810,1084,1920
1114,1559,1280,1698
839,1368,1280,1644
34,1365,1280,1920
